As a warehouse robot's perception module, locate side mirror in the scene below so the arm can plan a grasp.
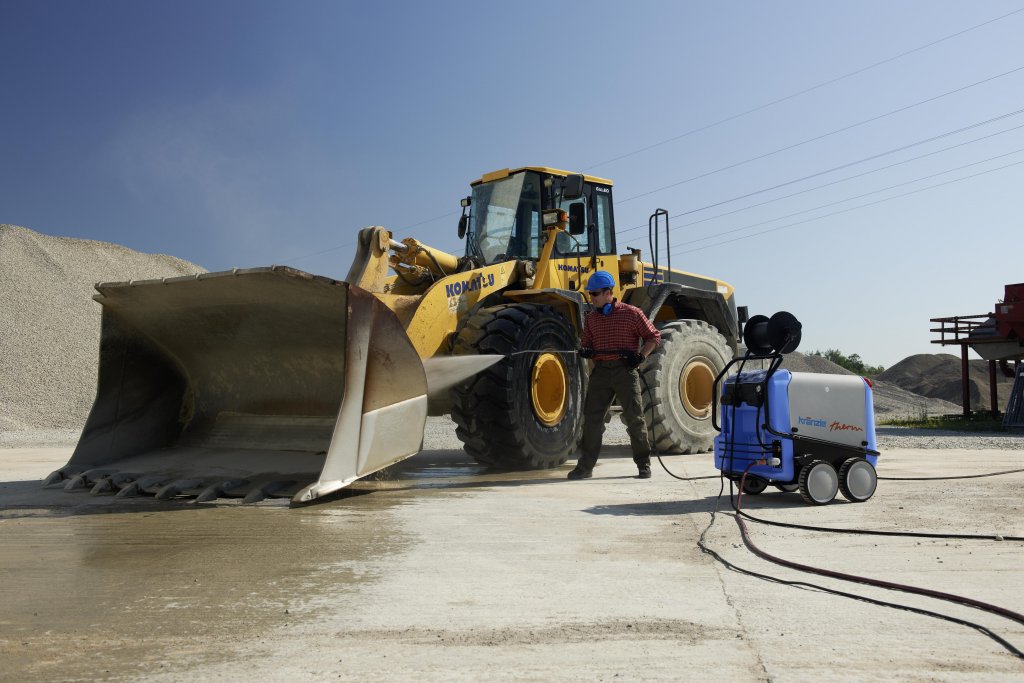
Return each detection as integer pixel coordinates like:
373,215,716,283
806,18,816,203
569,203,586,235
458,196,471,239
563,174,584,200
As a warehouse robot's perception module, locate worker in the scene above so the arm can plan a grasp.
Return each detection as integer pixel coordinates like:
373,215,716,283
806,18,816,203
570,270,661,480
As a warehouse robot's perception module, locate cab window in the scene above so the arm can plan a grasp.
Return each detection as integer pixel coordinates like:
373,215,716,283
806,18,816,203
593,189,615,254
554,198,587,256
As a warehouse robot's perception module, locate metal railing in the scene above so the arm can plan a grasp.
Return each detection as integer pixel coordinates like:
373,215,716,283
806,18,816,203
930,313,992,346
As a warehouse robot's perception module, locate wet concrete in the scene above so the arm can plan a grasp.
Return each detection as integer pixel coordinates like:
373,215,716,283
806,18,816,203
0,441,578,681
3,425,1024,681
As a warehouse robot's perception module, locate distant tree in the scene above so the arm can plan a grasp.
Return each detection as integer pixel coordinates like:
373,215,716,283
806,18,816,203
809,348,885,377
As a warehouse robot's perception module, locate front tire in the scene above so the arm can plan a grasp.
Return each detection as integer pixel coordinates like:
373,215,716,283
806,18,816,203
451,304,583,469
799,460,839,505
641,320,732,454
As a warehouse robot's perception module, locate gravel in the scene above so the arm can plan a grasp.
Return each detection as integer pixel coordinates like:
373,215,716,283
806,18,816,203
0,224,204,435
737,351,962,419
879,353,1017,410
427,417,1024,452
875,425,1024,450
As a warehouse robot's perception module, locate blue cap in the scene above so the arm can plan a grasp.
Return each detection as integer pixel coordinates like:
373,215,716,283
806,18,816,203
585,270,616,291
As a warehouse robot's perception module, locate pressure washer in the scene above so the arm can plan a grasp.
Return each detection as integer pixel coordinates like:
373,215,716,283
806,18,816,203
712,311,880,505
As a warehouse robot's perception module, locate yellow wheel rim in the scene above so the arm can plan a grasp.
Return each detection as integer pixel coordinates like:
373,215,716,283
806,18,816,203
680,357,716,420
531,352,568,426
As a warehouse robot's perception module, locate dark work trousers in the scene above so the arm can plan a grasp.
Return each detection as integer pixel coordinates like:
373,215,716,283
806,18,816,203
578,359,651,471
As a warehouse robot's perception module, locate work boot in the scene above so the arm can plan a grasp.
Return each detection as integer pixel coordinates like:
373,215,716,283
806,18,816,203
567,467,592,480
637,464,652,479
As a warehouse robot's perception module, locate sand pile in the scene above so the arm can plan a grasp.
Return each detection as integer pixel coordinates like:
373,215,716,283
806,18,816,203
878,353,1015,410
0,224,205,440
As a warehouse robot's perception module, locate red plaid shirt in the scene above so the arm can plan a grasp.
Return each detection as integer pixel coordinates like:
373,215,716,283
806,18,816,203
581,300,661,361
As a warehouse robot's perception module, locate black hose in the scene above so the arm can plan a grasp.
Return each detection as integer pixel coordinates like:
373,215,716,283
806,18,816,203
735,506,1024,542
731,468,1024,658
696,500,1024,660
879,467,1024,481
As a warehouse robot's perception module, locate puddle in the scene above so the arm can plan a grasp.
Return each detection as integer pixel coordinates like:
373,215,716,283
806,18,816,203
0,447,569,679
0,497,410,680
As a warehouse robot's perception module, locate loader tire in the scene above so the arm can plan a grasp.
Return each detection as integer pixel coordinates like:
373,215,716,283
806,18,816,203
640,320,732,455
451,304,584,470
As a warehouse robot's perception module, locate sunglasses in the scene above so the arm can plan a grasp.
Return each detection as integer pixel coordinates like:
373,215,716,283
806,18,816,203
587,289,611,298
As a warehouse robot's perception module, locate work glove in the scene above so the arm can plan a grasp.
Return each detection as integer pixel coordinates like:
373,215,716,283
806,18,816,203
621,350,645,369
578,347,595,359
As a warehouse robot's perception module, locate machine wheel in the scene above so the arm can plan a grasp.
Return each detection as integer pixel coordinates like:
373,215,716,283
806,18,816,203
798,460,839,505
451,303,584,469
640,320,732,454
742,476,768,495
838,457,877,502
774,483,799,493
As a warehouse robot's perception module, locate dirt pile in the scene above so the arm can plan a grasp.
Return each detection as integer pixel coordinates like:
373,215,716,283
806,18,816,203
878,353,1016,411
0,224,205,436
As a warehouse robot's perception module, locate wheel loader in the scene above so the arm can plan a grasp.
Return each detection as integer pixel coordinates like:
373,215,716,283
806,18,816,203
45,166,741,504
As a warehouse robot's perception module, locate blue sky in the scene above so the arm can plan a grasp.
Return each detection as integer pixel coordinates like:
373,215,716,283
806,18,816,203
2,1,1022,367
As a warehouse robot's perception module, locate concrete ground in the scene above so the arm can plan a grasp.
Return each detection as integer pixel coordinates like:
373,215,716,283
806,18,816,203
1,427,1023,681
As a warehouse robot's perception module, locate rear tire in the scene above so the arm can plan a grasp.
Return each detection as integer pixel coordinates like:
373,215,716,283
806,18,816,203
641,320,732,454
742,476,768,495
451,304,583,469
838,457,877,502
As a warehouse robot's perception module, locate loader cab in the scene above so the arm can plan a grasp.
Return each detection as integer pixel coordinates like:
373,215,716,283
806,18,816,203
467,167,616,265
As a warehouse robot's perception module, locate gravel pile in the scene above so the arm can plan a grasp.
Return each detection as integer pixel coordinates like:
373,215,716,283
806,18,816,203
878,353,1016,410
0,224,205,444
738,351,961,419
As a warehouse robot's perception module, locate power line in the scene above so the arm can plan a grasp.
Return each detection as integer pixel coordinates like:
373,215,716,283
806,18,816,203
617,64,1024,206
674,120,1024,237
673,145,1024,249
670,155,1024,256
265,9,1024,269
615,109,1024,239
281,72,1024,268
582,6,1024,172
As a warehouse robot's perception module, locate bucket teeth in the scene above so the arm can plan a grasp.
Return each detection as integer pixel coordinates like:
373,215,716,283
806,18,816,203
64,469,114,491
43,468,72,486
90,477,116,495
91,472,139,495
222,480,253,497
242,481,296,504
116,476,168,498
155,479,206,501
63,475,88,491
137,477,173,495
115,482,141,498
195,479,250,503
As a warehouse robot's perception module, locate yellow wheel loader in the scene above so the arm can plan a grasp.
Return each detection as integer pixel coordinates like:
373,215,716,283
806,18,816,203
46,166,740,504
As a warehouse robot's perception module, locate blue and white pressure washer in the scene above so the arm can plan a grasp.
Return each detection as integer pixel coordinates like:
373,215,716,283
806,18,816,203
712,312,880,505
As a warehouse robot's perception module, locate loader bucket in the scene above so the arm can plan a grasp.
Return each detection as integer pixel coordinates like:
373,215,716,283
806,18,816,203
44,266,429,504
